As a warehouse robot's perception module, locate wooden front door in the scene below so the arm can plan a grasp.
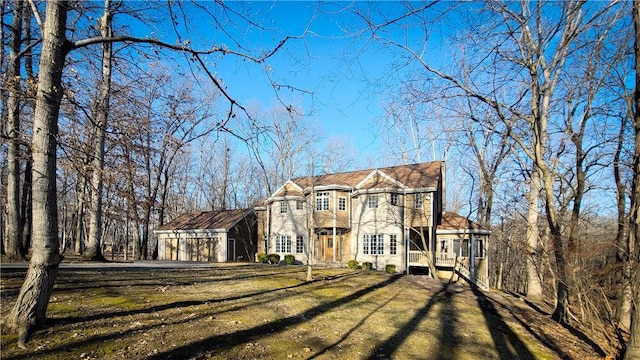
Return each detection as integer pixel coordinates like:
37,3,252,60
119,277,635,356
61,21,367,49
324,237,333,260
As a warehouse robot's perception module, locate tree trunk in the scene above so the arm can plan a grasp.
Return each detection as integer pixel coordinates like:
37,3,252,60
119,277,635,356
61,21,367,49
541,164,571,325
84,0,113,261
5,0,25,260
615,116,632,331
21,155,32,253
5,0,68,346
306,264,313,281
624,1,640,358
525,169,543,301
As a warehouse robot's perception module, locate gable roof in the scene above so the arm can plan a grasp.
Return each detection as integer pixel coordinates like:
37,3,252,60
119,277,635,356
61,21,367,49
436,212,491,235
272,180,305,198
356,169,406,190
288,161,443,193
155,209,253,232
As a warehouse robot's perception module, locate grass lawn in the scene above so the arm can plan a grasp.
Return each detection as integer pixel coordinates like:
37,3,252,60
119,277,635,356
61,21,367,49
1,263,606,359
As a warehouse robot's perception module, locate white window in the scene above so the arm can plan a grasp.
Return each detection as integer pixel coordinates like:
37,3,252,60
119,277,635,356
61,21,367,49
415,193,423,209
439,239,449,259
276,235,292,253
296,235,304,254
390,234,397,255
368,195,379,208
296,200,304,210
390,193,399,206
453,238,470,257
316,191,329,211
475,239,484,258
280,201,288,214
363,234,384,255
338,197,346,211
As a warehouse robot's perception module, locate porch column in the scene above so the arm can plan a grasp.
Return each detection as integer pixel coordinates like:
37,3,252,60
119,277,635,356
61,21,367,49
332,227,336,261
470,233,476,281
332,192,337,262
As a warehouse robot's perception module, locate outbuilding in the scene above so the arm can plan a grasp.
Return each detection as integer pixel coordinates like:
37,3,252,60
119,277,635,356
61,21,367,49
155,209,257,262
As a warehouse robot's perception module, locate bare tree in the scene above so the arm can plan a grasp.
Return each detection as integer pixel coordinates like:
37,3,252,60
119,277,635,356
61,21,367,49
84,0,114,261
623,2,640,358
4,0,309,344
5,0,68,347
5,0,26,259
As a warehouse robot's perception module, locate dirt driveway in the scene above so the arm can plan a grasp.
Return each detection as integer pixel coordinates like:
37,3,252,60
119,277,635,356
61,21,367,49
0,263,608,359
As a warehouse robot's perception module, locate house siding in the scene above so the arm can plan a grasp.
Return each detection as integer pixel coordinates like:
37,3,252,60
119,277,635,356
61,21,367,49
406,193,433,228
350,193,406,271
268,198,311,263
256,161,489,287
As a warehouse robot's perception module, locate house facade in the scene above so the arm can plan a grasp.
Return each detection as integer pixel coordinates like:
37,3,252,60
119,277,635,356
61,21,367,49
155,209,257,262
255,161,489,286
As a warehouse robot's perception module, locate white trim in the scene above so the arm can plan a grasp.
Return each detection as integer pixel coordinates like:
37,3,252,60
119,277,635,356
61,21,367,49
404,187,437,194
351,187,405,196
154,229,225,236
269,195,305,202
436,229,491,235
355,169,407,190
303,185,353,193
269,180,302,199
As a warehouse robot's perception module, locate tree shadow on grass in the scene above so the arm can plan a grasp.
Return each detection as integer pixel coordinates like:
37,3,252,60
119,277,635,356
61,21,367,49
489,291,606,358
49,271,361,326
366,282,457,360
308,287,406,358
2,272,364,359
0,266,309,298
145,275,403,359
472,287,536,360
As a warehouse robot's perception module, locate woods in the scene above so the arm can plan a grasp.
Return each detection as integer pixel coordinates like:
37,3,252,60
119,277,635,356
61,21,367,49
1,0,639,358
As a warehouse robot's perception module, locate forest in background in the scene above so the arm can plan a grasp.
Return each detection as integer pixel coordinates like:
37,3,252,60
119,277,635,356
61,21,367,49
1,1,639,358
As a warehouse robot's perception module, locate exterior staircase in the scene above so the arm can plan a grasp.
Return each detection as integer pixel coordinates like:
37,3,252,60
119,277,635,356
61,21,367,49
455,261,489,290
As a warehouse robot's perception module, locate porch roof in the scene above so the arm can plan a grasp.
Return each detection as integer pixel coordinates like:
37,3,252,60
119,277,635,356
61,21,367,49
437,212,491,235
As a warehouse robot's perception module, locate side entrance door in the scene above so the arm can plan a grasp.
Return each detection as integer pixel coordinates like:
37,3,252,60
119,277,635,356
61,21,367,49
227,238,236,261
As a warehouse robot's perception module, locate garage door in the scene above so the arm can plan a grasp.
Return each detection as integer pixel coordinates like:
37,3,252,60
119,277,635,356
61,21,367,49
185,238,217,262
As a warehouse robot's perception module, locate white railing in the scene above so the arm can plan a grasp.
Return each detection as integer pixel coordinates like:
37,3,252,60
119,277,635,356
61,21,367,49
408,251,457,267
455,262,489,290
408,250,430,265
435,257,456,267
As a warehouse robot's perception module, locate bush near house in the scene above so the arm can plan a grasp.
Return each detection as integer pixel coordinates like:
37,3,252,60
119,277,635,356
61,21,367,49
267,254,281,264
362,262,373,270
257,253,269,264
284,255,295,265
348,260,359,269
385,264,396,274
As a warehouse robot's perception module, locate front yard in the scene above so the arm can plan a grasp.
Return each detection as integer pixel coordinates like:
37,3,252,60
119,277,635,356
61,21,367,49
1,263,604,359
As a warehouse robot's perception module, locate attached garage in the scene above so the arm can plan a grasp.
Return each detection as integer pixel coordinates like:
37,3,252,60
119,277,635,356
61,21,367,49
155,209,257,262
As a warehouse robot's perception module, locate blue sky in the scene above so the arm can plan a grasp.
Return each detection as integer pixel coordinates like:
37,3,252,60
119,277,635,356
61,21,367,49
119,1,450,167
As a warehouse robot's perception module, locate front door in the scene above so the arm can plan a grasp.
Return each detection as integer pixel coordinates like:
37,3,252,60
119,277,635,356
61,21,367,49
324,237,333,261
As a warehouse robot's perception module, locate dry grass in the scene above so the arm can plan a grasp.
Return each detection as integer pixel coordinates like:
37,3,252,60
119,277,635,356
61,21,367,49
1,263,607,359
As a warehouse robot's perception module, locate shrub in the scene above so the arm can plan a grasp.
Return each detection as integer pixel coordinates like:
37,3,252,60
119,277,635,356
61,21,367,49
385,264,396,274
347,260,359,269
257,253,269,264
362,262,373,270
284,255,296,265
267,253,281,264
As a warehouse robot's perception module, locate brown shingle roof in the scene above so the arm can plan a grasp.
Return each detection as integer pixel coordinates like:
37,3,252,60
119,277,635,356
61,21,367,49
156,209,250,231
290,161,443,190
438,212,488,231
